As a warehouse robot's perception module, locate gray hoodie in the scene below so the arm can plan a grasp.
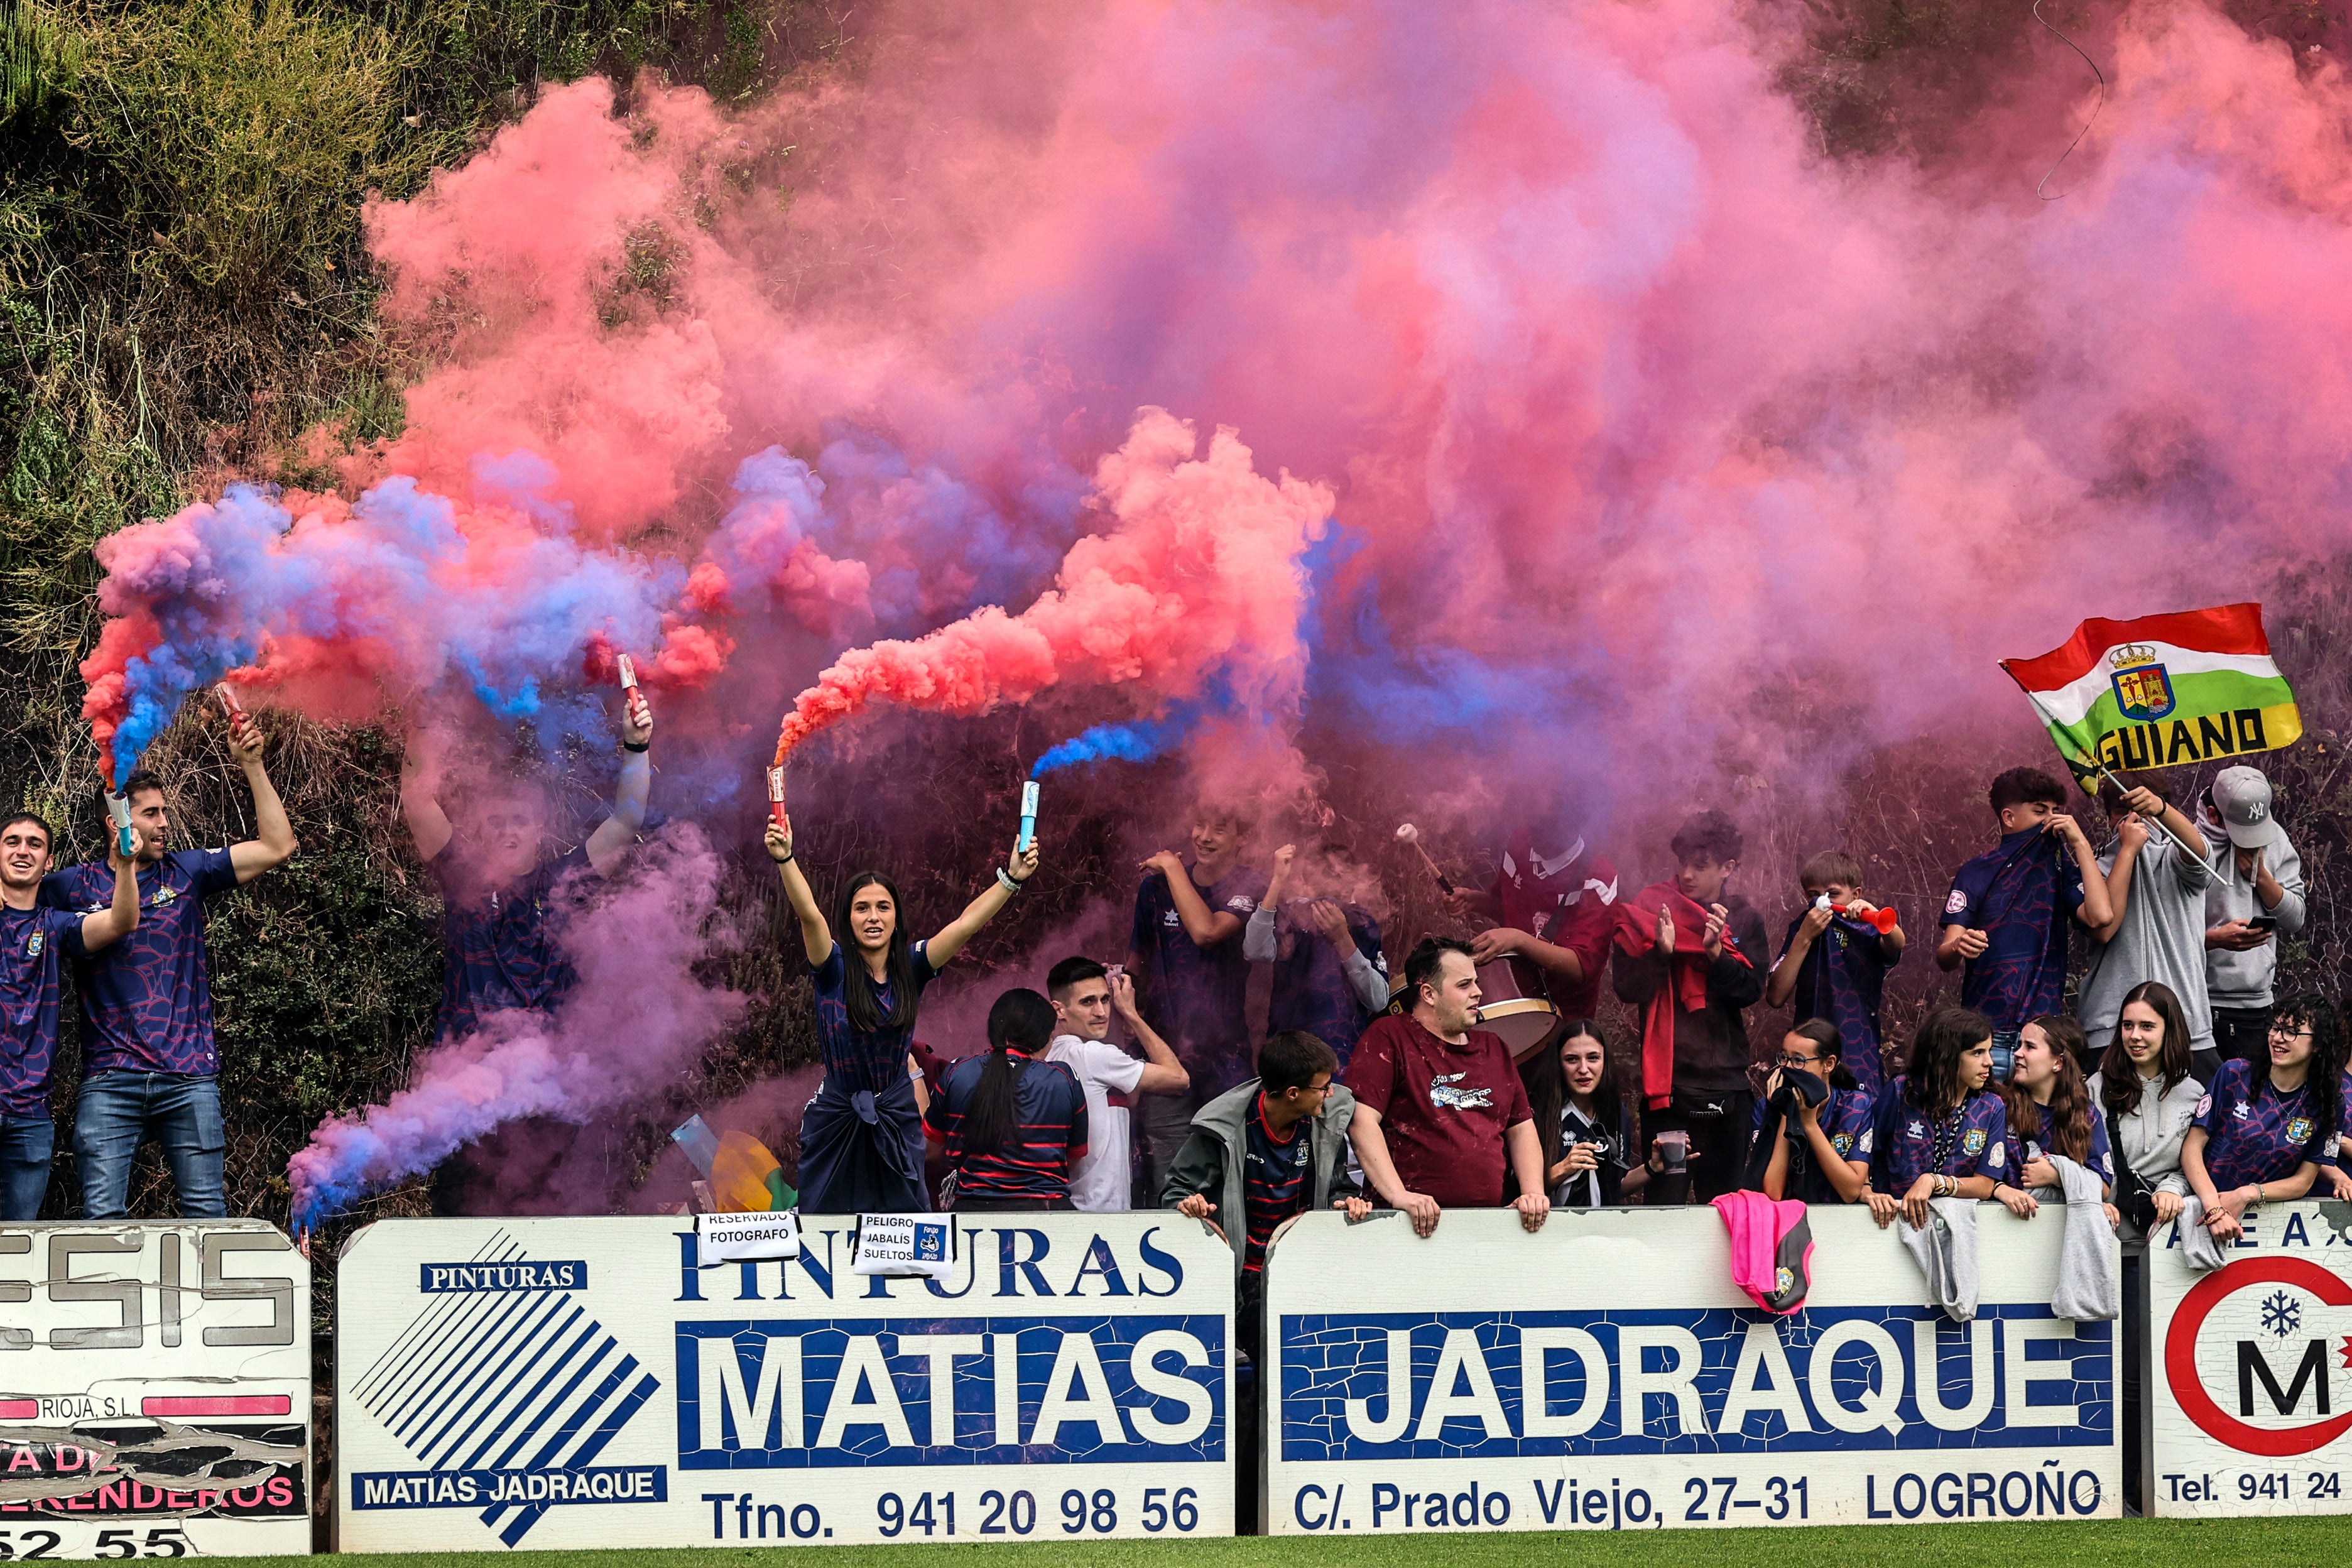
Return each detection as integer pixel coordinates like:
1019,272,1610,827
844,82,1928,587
2199,814,2306,1010
1160,1080,1360,1275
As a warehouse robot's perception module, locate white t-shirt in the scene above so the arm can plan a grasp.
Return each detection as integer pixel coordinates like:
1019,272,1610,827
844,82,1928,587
1045,1033,1148,1212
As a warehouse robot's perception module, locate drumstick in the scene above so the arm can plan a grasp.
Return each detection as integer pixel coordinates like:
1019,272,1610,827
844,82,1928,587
1393,823,1456,895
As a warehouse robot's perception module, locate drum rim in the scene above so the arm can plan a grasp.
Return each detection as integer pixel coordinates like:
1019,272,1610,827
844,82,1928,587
1474,996,1557,1020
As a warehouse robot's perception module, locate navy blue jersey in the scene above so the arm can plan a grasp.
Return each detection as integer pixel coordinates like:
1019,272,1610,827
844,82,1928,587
2015,1099,2116,1189
0,905,89,1116
1773,913,1898,1097
1241,1095,1314,1272
1265,903,1384,1072
2194,1059,2336,1190
815,940,939,1096
1871,1079,2010,1192
925,1050,1088,1200
1752,1084,1878,1164
1132,862,1264,1077
1941,829,2084,1033
42,849,237,1075
430,846,591,1043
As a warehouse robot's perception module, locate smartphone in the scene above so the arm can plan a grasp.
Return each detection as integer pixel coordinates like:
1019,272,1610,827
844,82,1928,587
2249,916,2278,932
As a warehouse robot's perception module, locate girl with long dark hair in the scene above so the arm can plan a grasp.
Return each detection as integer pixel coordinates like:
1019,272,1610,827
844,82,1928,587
1746,1020,1874,1205
2089,981,2201,1232
766,813,1040,1212
1520,1021,1629,1207
2004,1014,2116,1226
1868,1006,2038,1229
2181,994,2345,1244
925,989,1089,1211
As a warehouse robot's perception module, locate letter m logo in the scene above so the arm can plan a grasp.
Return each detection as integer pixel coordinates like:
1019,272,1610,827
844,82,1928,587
2239,1339,2330,1418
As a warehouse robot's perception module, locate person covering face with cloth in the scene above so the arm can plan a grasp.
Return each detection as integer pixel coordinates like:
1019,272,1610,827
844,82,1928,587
1868,1006,2037,1229
1344,937,1549,1238
1765,851,1903,1097
1743,1020,1875,1206
0,815,138,1221
2180,995,2344,1244
1244,841,1388,1075
766,804,1040,1213
1936,768,2114,1077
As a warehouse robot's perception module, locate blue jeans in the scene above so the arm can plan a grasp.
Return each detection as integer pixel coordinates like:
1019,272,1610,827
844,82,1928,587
1990,1030,2019,1084
74,1073,225,1220
0,1118,53,1222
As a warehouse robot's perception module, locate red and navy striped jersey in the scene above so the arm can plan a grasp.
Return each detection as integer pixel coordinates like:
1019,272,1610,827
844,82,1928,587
1241,1094,1314,1273
925,1049,1089,1200
42,849,237,1076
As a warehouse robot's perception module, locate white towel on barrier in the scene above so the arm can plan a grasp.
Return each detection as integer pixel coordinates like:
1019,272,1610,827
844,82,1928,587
1897,1196,1979,1322
2173,1197,2233,1271
2042,1154,2118,1322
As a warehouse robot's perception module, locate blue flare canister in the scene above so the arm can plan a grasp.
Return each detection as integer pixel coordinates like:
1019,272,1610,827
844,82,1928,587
1018,780,1039,853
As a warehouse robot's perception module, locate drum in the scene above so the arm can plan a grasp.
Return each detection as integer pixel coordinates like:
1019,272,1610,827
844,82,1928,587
1473,960,1560,1060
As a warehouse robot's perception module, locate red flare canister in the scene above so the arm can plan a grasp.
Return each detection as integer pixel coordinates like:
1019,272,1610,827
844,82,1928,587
214,682,249,738
767,766,790,832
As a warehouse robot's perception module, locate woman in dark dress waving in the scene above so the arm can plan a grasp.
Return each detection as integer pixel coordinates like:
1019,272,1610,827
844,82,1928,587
766,814,1040,1212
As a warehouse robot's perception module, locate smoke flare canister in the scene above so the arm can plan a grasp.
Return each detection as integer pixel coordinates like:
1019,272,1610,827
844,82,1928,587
767,766,790,832
105,793,135,858
616,652,640,707
213,682,249,738
1018,780,1040,853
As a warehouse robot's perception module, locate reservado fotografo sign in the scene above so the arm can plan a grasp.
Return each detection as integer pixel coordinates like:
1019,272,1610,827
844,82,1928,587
1262,1206,2120,1534
0,1222,310,1559
334,1214,1233,1551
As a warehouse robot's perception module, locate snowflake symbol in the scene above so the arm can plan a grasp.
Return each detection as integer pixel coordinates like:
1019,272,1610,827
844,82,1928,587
2262,1291,2303,1339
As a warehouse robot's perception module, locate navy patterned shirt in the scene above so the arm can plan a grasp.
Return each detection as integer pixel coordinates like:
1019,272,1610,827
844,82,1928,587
1751,1084,1878,1163
0,905,90,1117
924,1049,1087,1200
2017,1099,2116,1189
1131,863,1265,1075
1871,1079,2010,1193
42,849,237,1077
1241,1095,1314,1273
1265,904,1384,1073
1941,829,2085,1033
2193,1059,2336,1190
1773,913,1898,1097
430,846,591,1043
814,940,938,1095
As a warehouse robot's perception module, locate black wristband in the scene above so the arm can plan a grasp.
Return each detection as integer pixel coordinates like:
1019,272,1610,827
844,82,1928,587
621,739,649,753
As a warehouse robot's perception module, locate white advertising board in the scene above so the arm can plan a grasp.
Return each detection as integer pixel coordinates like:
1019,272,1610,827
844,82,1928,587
2148,1199,2352,1515
1263,1204,2119,1534
0,1221,309,1557
334,1214,1233,1551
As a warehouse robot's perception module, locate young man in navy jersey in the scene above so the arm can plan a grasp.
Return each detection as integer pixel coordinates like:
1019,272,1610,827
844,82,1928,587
1243,841,1387,1075
44,714,297,1218
0,816,137,1220
1936,767,2113,1077
401,689,653,1047
1128,802,1265,1199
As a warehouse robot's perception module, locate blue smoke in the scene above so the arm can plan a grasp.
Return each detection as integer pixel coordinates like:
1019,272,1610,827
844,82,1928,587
1030,712,1191,777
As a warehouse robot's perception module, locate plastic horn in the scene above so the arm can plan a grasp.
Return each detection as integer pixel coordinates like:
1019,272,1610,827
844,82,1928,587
1835,903,1902,935
766,766,790,832
105,793,136,859
1018,780,1040,854
1393,822,1456,895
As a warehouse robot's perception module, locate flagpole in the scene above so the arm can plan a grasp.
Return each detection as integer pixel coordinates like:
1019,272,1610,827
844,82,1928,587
2018,688,2218,888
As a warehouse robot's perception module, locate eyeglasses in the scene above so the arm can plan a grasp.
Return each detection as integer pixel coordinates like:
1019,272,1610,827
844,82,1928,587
1776,1054,1824,1067
2270,1028,2315,1043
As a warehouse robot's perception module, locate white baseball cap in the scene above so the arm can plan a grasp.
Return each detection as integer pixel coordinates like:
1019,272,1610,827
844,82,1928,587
2211,765,2282,850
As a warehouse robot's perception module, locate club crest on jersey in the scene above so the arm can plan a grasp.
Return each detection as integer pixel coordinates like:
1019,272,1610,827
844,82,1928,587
1831,1132,1853,1156
2231,1100,2251,1121
23,933,40,958
1905,1120,1927,1140
152,884,178,906
2108,643,2177,723
1429,1071,1493,1111
2288,1117,2315,1145
1963,1128,1988,1156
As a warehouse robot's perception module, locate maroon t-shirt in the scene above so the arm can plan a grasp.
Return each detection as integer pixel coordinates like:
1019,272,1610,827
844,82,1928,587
1489,830,1619,1021
1344,1014,1533,1207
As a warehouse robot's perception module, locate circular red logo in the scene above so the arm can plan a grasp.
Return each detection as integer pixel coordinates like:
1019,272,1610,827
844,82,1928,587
2165,1255,2352,1457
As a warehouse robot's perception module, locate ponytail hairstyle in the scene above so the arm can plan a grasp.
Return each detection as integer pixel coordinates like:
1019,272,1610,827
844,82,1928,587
1903,1006,1993,1118
2096,980,2194,1121
960,988,1057,1158
2006,1015,2094,1164
1790,1018,1860,1092
834,872,918,1035
2264,994,2346,1148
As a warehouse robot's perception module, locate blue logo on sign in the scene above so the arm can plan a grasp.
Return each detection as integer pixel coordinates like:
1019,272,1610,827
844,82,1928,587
1280,1307,2110,1461
913,1224,948,1263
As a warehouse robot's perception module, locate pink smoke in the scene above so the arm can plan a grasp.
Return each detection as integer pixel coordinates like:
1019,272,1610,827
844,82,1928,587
286,824,744,1226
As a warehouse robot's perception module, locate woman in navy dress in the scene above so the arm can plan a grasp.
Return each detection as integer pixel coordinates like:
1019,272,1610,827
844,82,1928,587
766,813,1040,1212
